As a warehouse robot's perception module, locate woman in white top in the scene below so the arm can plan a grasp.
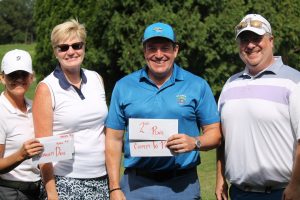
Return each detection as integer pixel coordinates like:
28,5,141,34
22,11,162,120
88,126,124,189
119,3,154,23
0,49,43,200
33,19,109,200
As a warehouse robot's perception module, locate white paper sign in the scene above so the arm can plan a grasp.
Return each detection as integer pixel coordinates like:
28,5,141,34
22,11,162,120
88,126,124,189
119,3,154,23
129,118,178,157
129,118,178,140
32,134,74,164
130,140,177,157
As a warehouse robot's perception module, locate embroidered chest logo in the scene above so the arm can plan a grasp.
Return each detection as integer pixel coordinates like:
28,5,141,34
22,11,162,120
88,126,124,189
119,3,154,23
176,94,186,105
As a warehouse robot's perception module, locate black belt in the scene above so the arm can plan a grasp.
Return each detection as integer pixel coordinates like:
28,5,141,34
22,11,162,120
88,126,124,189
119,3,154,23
0,179,40,191
125,167,196,182
233,183,286,193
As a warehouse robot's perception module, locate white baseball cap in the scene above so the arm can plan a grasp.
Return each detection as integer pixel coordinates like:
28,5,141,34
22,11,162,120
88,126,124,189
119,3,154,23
235,14,272,39
1,49,33,74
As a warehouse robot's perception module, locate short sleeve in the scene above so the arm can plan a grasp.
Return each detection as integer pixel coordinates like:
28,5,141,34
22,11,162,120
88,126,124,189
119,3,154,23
195,80,220,126
105,82,126,130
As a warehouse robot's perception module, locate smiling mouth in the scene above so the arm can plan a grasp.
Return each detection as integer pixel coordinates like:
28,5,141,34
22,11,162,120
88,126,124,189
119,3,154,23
245,50,260,56
152,59,168,64
66,57,78,61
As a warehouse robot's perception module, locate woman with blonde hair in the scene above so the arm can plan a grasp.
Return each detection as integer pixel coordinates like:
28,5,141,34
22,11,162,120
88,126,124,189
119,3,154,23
33,19,109,200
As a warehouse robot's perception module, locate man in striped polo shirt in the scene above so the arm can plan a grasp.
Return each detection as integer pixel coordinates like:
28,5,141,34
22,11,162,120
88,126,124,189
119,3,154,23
216,14,300,200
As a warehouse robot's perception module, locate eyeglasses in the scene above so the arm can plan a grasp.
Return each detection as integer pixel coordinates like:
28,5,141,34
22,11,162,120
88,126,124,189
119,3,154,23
235,20,267,33
238,34,264,43
56,42,84,52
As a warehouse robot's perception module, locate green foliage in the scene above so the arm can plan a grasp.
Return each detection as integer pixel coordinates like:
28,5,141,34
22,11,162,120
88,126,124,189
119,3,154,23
0,0,35,44
33,0,300,97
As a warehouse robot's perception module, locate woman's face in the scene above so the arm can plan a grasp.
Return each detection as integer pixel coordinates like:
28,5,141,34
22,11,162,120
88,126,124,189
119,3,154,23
54,36,85,71
1,70,33,97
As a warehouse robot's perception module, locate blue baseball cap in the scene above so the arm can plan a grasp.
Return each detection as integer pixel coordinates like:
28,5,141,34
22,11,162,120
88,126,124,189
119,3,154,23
142,22,176,43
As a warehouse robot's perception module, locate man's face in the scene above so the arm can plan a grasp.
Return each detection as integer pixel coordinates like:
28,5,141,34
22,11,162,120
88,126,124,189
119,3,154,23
143,38,179,84
238,31,274,75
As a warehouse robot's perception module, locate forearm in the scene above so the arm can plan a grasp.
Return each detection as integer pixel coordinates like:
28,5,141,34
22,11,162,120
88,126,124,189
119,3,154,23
105,128,124,189
199,122,222,151
289,142,300,185
106,141,123,189
215,140,229,200
40,163,57,196
0,150,25,174
216,141,226,180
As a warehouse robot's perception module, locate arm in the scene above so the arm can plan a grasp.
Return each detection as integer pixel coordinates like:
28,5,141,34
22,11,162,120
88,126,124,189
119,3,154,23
166,122,222,153
283,141,300,200
32,82,58,200
215,138,228,200
283,85,300,199
105,128,126,200
0,139,43,174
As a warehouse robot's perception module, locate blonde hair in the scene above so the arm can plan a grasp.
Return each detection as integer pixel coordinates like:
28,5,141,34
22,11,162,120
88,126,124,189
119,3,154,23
51,19,86,48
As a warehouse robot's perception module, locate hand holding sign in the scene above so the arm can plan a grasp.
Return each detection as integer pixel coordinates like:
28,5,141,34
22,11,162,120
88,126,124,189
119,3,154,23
32,134,74,164
166,133,198,153
20,139,44,160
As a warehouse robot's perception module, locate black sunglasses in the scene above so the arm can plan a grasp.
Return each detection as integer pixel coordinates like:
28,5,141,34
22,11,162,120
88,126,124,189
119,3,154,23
5,70,30,82
56,42,84,52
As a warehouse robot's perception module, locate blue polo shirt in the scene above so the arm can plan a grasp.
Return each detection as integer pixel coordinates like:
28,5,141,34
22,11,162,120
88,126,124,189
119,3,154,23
106,63,220,170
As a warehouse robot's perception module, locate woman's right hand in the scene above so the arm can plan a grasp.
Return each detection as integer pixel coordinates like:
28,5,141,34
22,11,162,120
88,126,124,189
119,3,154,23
110,189,126,200
47,191,59,200
19,138,43,160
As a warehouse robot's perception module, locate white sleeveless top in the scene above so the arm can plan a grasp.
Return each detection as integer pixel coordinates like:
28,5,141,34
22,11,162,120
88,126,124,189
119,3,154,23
42,68,108,178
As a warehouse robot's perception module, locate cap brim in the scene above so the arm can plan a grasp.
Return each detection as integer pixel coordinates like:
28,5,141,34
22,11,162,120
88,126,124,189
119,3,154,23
143,36,175,43
3,68,32,74
236,27,266,39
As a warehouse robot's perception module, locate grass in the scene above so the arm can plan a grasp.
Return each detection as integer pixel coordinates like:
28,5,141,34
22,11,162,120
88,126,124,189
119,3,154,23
198,150,217,200
0,43,218,200
0,43,36,59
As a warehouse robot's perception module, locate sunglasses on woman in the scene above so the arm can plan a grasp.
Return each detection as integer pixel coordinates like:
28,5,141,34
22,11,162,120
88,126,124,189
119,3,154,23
5,70,31,85
56,42,84,52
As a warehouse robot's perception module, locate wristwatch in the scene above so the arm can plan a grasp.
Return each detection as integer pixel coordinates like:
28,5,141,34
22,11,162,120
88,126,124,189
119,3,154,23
194,137,201,151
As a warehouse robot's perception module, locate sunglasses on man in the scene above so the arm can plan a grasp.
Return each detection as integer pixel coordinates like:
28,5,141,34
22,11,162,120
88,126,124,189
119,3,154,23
235,20,270,34
56,42,84,52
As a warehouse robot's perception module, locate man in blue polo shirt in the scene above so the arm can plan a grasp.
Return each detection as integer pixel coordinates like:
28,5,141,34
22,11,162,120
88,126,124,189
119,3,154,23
105,22,222,200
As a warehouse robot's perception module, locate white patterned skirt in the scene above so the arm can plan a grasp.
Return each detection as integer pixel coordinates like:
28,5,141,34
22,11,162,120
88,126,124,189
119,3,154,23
40,175,109,200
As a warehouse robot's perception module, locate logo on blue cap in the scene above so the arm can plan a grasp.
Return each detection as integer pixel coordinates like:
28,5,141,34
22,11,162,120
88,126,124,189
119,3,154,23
142,22,176,43
153,27,163,32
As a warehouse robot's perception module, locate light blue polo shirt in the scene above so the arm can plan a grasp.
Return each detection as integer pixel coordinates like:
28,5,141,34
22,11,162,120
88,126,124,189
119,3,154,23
106,63,220,170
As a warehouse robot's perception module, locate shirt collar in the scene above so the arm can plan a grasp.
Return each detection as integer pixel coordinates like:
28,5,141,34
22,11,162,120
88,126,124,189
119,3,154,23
239,56,283,79
139,63,184,83
53,65,87,90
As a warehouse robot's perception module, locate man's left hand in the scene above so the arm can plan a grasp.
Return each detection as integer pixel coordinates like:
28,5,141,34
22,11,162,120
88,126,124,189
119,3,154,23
166,134,196,153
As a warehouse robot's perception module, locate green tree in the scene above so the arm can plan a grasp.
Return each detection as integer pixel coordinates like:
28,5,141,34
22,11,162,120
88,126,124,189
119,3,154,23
0,0,35,44
34,0,300,97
